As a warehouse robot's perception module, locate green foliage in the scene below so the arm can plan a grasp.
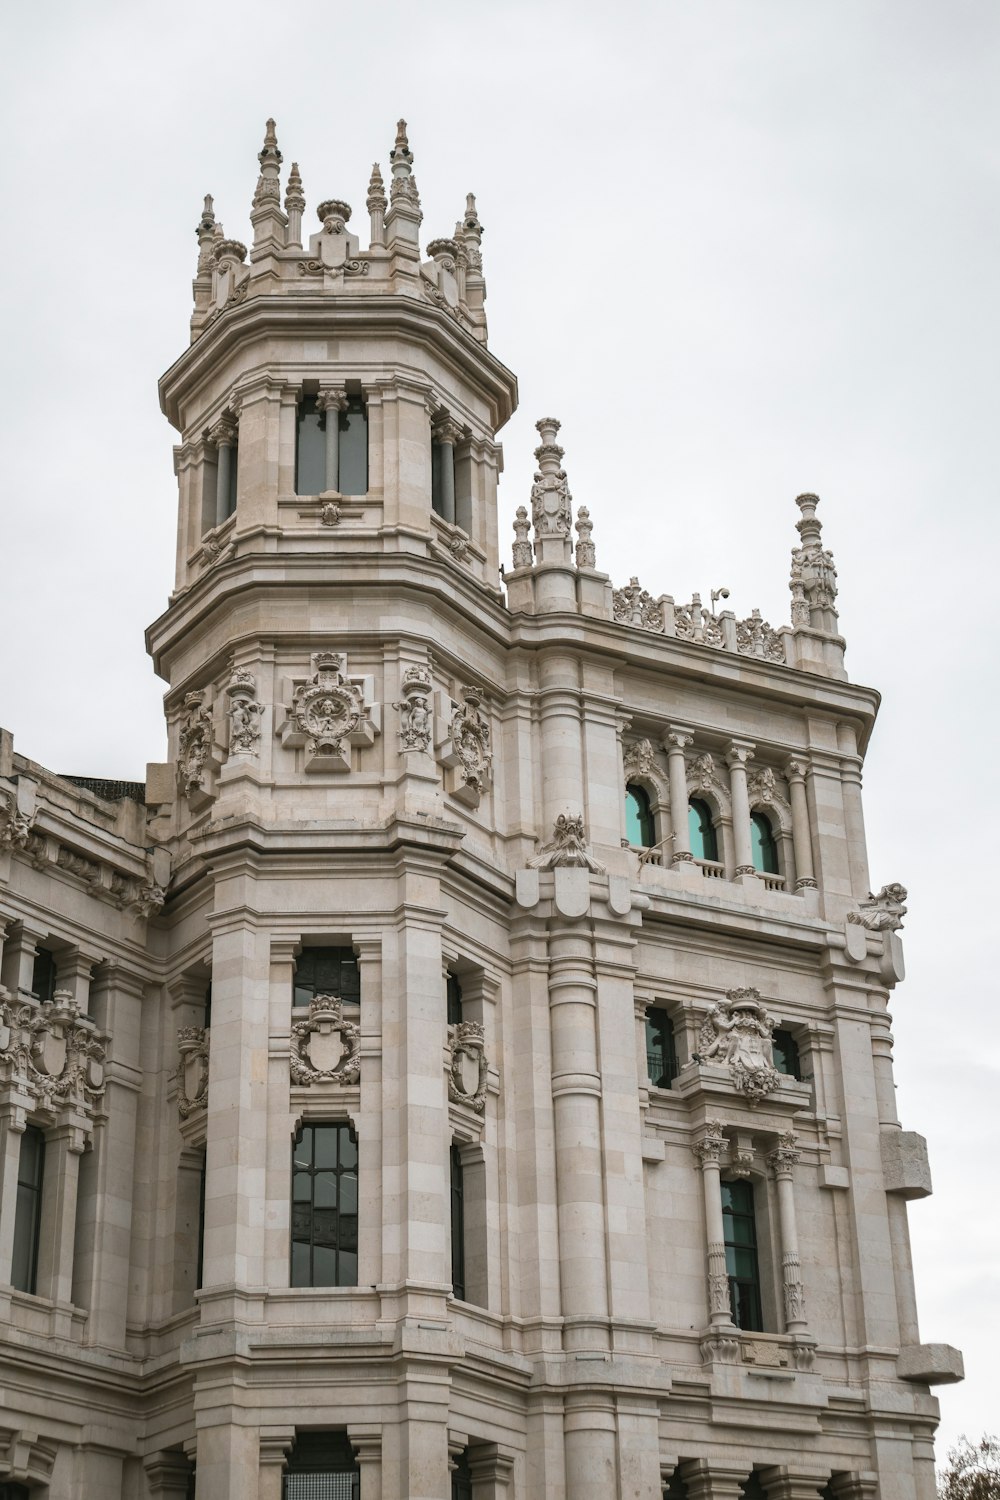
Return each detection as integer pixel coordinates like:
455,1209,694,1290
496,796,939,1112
939,1436,1000,1500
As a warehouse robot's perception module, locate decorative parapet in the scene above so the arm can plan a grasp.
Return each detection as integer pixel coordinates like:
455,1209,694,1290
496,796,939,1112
448,1021,487,1113
696,988,780,1106
0,988,107,1124
290,994,361,1085
176,1025,209,1119
612,582,788,665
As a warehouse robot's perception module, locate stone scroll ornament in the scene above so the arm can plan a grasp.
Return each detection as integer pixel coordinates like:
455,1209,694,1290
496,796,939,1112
0,989,107,1117
697,987,781,1106
613,578,664,632
448,1021,488,1113
393,665,433,752
226,667,264,755
176,1026,210,1119
290,995,361,1085
281,651,379,773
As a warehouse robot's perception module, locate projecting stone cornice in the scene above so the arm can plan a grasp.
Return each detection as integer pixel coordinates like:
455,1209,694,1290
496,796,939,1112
158,294,519,433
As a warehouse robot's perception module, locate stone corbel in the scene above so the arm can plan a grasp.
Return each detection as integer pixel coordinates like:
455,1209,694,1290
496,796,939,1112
0,1427,58,1488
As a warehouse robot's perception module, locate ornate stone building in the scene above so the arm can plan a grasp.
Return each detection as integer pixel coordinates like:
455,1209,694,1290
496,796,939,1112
0,120,962,1500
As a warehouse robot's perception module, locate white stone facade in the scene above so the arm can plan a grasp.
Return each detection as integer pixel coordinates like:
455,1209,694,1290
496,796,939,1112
0,120,961,1500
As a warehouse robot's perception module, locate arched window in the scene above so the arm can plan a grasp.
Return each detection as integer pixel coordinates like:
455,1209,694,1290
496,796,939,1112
750,812,779,875
625,784,655,847
688,798,719,862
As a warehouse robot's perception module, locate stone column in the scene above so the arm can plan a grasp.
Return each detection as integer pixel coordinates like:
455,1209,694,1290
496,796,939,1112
538,653,585,835
433,417,461,525
679,1459,750,1500
210,416,238,528
54,949,96,1016
759,1469,830,1500
317,387,349,492
548,917,608,1330
0,1105,26,1283
351,1428,383,1500
664,730,693,863
258,1428,294,1500
354,934,384,1290
786,760,818,890
35,1123,85,1303
726,741,756,877
837,721,872,900
144,1451,194,1498
0,920,45,999
692,1123,733,1328
768,1133,808,1335
564,1395,617,1500
75,963,144,1345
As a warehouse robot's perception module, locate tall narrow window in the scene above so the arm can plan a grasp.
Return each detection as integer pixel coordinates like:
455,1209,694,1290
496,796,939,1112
11,1126,45,1294
645,1007,678,1089
447,972,463,1026
451,1450,472,1500
750,812,779,875
338,396,368,495
291,1123,359,1288
721,1180,763,1332
431,440,448,519
450,1144,466,1301
296,395,326,495
222,440,238,520
294,948,360,1008
625,784,655,848
31,947,56,1003
283,1431,360,1500
688,798,719,862
772,1028,802,1080
203,981,212,1030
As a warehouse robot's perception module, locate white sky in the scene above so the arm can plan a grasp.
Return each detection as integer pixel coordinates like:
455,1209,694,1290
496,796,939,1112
2,0,997,1461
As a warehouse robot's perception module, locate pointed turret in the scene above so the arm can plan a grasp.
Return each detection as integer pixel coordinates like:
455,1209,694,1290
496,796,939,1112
250,117,287,257
458,192,487,341
284,161,305,249
190,195,217,339
367,163,387,247
385,119,422,259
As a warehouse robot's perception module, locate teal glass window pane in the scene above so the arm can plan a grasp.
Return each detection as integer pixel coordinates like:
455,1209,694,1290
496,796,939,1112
688,799,718,862
772,1028,801,1079
750,813,779,874
625,785,654,847
296,396,326,495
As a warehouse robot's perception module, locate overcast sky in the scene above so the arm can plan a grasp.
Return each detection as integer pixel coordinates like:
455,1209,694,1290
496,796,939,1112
2,0,997,1460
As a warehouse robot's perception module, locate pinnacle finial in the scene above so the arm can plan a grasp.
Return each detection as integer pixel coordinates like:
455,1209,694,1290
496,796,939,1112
263,118,279,155
285,162,304,207
202,194,214,222
252,116,285,243
394,119,411,158
789,492,839,630
367,162,387,212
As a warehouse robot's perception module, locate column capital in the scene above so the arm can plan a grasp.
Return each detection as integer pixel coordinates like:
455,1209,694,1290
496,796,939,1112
259,1427,295,1467
759,1467,832,1500
785,756,809,782
433,415,463,447
679,1458,751,1500
725,740,755,768
664,728,693,752
316,386,349,414
208,415,237,448
768,1130,801,1178
692,1121,727,1168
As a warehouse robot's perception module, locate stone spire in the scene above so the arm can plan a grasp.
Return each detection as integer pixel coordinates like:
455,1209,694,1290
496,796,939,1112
190,195,217,338
385,119,422,251
284,161,305,249
459,192,487,338
367,162,387,247
790,492,839,634
250,117,287,256
530,418,574,566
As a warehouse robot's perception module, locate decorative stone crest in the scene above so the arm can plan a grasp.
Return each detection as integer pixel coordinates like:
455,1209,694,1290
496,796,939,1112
574,506,596,569
445,685,493,806
848,883,908,931
674,595,723,648
746,765,790,821
529,814,607,873
393,665,433,752
623,739,655,780
0,788,33,851
320,501,341,527
0,989,107,1118
511,506,533,569
226,667,263,756
178,690,215,803
736,609,785,663
613,578,664,631
290,995,361,1086
281,652,379,774
686,751,727,804
176,1026,209,1118
697,988,780,1106
448,1020,487,1113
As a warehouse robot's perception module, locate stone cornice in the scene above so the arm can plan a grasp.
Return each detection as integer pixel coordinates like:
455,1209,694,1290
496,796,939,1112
158,294,518,434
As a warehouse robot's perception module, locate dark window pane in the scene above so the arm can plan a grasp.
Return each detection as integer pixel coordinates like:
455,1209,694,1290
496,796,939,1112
31,948,56,1002
625,784,655,847
451,1449,472,1500
338,398,368,496
296,396,326,495
291,1240,310,1286
225,443,239,518
750,812,779,874
447,973,463,1026
11,1127,45,1295
721,1178,763,1332
294,948,360,1006
431,441,444,517
451,1144,465,1300
339,1131,357,1171
314,1127,338,1170
688,799,718,862
289,1122,360,1287
772,1028,801,1079
645,1007,678,1088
